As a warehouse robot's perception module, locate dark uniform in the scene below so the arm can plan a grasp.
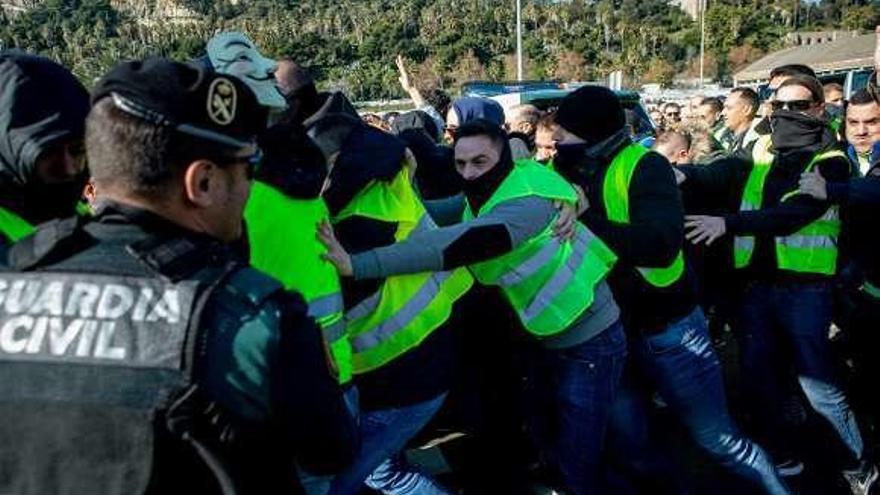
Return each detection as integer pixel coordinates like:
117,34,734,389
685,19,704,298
0,58,357,494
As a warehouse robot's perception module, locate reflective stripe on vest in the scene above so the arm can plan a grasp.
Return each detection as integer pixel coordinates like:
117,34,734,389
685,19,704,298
465,159,618,336
862,280,880,300
335,168,473,374
602,143,685,288
734,136,843,275
0,206,35,244
245,182,353,384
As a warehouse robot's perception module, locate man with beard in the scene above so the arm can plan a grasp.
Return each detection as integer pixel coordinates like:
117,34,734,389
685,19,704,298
319,119,626,495
679,74,877,495
549,85,789,495
0,52,90,249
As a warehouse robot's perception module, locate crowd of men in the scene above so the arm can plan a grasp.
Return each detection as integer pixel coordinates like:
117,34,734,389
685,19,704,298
1,25,880,495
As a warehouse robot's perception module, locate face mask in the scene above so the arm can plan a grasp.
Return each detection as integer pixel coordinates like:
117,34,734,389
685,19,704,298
769,110,826,152
207,32,287,110
22,172,88,224
552,142,591,180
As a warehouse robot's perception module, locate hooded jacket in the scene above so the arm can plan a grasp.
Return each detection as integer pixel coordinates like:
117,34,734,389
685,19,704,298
391,110,462,199
313,119,456,410
0,52,90,234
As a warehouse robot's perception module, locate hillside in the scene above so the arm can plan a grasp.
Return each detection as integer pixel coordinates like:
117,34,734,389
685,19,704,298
0,0,876,99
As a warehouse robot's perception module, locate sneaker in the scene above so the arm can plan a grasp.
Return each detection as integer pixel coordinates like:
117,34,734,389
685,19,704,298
775,458,805,477
843,463,879,495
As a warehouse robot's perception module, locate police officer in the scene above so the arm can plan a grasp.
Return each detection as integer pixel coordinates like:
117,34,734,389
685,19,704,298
0,52,90,248
680,74,877,495
0,58,357,494
551,85,790,495
319,119,626,495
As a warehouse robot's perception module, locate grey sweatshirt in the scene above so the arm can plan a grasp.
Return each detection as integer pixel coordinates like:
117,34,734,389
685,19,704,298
352,196,619,348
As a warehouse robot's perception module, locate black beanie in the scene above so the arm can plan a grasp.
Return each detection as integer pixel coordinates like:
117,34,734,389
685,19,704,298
555,86,625,145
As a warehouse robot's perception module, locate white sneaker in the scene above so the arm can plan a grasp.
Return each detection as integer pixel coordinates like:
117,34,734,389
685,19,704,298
843,463,879,495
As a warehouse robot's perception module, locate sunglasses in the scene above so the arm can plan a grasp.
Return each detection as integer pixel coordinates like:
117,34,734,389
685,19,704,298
665,112,681,118
216,148,263,180
770,99,815,112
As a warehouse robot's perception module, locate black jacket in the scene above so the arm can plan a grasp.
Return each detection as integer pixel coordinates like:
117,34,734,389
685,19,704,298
0,52,89,231
391,110,462,200
829,170,880,288
325,124,455,410
680,140,851,284
575,145,696,334
2,202,357,493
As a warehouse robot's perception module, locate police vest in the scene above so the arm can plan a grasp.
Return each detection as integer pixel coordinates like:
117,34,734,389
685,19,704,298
602,143,686,288
0,219,263,495
734,136,844,275
333,168,473,374
0,206,34,244
245,181,352,384
464,160,618,336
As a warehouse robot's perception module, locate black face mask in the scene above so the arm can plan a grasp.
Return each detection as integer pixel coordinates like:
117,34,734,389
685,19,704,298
770,110,827,152
283,83,321,125
552,142,593,186
21,172,88,224
462,143,514,213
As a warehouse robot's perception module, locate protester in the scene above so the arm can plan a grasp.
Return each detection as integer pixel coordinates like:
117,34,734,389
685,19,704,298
504,103,542,156
396,55,448,135
319,118,625,495
652,130,692,165
552,85,790,495
391,110,462,199
0,52,90,248
309,112,473,495
679,74,878,495
275,57,360,126
534,112,558,165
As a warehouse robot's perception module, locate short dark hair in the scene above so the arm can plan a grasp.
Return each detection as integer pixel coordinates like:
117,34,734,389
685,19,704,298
454,118,509,153
425,88,452,119
848,88,875,107
770,64,817,81
729,87,759,115
777,75,825,104
699,97,723,113
86,98,237,200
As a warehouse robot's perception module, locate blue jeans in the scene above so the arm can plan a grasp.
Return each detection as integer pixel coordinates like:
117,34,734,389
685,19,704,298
736,281,865,468
526,321,627,495
327,393,450,495
625,307,790,495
